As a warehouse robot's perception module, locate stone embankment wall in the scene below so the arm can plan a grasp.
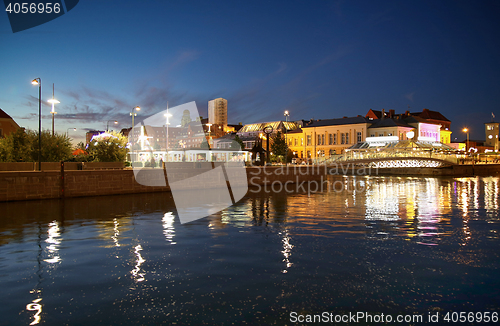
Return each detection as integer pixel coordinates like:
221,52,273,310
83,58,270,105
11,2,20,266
0,164,326,202
375,164,500,176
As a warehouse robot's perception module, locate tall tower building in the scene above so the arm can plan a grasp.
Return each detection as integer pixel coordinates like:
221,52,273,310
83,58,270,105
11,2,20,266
208,98,228,130
485,121,499,150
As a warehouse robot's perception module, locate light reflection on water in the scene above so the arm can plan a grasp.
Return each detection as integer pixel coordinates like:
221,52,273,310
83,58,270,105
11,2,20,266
0,176,499,325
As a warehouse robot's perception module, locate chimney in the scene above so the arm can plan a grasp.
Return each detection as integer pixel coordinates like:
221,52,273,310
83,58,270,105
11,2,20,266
405,110,410,116
389,109,395,118
381,109,385,120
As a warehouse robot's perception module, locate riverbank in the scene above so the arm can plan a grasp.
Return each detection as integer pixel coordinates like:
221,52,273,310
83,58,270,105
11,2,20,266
1,163,500,202
372,163,500,176
0,165,327,202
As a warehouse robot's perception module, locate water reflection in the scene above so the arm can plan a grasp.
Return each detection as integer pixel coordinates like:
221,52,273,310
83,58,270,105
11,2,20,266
44,221,61,264
0,177,499,325
26,298,42,325
131,244,146,282
162,212,176,244
280,229,293,273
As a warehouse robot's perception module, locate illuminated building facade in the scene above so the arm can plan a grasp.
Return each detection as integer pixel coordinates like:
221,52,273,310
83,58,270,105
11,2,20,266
485,121,499,151
299,116,372,160
208,98,228,131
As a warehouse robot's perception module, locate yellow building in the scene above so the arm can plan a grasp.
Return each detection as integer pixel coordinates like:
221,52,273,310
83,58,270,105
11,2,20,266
288,116,372,160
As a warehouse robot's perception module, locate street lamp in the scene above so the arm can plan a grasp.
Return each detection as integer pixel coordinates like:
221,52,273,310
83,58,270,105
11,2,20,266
206,123,212,149
66,128,76,137
284,110,290,163
130,106,140,144
130,106,140,127
463,128,469,152
47,83,60,136
31,78,42,171
107,120,118,131
164,109,172,160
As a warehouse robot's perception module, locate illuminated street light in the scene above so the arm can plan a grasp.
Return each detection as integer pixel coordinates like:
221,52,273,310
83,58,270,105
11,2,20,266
47,83,60,136
130,106,140,128
31,78,42,171
130,106,140,144
206,123,213,149
284,110,290,162
107,120,118,131
463,128,469,151
66,128,76,137
164,108,172,158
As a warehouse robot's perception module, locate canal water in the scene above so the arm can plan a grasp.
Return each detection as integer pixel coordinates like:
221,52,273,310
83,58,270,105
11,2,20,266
0,176,499,325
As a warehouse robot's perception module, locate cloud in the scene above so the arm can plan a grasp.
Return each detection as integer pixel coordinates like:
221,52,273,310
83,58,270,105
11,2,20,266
404,91,415,102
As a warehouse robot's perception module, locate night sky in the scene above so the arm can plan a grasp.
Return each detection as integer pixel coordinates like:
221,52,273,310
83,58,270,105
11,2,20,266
1,0,499,144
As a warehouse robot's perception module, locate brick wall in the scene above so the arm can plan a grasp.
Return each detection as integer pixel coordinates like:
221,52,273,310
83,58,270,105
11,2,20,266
0,165,326,202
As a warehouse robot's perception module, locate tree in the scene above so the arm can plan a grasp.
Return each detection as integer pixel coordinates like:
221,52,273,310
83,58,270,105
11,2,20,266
0,128,32,162
86,131,128,162
271,131,288,163
32,130,73,162
230,135,245,150
0,129,72,162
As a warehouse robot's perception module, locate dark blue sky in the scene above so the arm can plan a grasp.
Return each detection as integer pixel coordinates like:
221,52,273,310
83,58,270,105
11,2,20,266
1,0,499,143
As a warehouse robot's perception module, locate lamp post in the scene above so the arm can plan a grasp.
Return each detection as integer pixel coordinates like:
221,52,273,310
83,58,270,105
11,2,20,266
263,126,273,165
130,106,140,128
66,128,76,137
31,78,42,171
47,83,59,136
284,110,289,142
130,106,140,145
206,123,212,149
107,120,118,131
284,110,289,163
463,128,469,152
164,109,172,160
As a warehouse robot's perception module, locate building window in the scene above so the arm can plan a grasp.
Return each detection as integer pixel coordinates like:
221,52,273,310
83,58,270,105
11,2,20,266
357,131,362,142
333,134,337,145
388,133,392,136
329,134,333,145
370,134,375,137
345,133,349,144
307,151,311,158
301,138,304,146
329,149,335,156
294,138,297,146
307,135,311,146
318,134,321,145
341,133,345,144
